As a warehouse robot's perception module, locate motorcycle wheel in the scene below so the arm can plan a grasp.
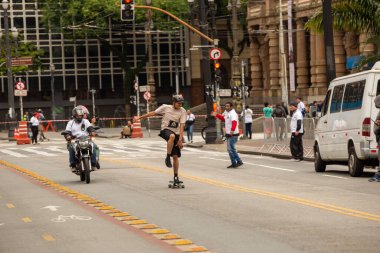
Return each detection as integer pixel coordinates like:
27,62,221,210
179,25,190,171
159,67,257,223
82,157,91,184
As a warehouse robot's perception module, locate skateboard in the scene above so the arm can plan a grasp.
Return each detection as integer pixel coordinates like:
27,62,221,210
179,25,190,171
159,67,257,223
168,181,185,189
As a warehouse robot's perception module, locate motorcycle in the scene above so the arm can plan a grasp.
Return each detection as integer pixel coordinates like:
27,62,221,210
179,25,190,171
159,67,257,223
61,131,100,184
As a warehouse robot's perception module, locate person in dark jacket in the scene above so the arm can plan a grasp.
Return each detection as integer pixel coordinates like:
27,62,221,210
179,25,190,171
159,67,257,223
272,104,286,141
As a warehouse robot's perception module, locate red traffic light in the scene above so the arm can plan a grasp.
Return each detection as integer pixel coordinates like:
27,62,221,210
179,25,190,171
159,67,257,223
123,0,133,3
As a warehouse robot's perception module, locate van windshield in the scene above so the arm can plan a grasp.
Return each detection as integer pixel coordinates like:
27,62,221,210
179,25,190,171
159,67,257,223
321,90,332,116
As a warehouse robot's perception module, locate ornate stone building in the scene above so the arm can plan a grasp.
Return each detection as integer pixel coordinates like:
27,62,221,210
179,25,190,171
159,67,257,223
246,0,376,104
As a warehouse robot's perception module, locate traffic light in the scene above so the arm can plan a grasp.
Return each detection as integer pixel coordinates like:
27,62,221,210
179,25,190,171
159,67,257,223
121,0,135,21
214,61,222,83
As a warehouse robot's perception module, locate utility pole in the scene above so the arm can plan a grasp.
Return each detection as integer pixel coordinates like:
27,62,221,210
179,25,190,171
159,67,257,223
322,0,336,84
89,89,96,117
279,0,289,106
135,75,140,117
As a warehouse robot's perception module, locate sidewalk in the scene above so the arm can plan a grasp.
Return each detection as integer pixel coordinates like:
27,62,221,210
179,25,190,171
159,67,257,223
0,128,314,161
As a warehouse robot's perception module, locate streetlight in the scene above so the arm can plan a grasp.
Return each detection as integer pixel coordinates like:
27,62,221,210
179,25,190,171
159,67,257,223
50,64,56,121
2,0,15,122
145,0,156,108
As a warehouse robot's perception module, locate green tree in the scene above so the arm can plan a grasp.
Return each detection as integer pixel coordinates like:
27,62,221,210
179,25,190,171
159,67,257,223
305,0,380,68
38,0,190,116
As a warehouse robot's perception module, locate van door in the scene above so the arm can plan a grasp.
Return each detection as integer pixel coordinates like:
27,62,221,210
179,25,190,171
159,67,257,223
370,76,380,151
316,89,332,160
327,84,345,159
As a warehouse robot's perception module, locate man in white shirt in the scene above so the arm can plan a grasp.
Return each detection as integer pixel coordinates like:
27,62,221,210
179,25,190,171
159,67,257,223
296,97,306,117
212,102,243,168
63,107,97,172
289,102,304,161
243,106,253,139
135,94,187,185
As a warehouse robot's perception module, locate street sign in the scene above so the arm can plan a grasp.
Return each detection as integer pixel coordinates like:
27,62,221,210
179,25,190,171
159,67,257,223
69,97,76,102
219,89,232,97
139,85,150,92
143,91,151,101
209,48,222,60
15,81,26,90
14,90,27,96
11,57,33,67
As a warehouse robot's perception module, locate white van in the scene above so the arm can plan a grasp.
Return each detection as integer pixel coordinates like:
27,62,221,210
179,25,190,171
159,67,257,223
314,63,380,176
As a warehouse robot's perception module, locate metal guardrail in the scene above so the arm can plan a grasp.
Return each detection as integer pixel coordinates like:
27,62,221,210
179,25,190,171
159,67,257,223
262,117,316,140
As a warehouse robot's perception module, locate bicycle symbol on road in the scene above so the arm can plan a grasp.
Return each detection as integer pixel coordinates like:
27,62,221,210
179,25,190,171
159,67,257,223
51,215,92,223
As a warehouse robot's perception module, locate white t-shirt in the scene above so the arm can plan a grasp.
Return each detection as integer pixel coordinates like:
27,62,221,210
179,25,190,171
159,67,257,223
297,101,305,112
30,116,39,126
290,110,304,133
155,104,187,134
65,119,92,138
186,113,195,122
224,109,239,135
243,108,253,123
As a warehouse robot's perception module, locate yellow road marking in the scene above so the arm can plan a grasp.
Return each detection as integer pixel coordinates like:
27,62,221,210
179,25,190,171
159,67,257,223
6,203,15,208
103,158,380,223
22,217,32,223
42,234,55,242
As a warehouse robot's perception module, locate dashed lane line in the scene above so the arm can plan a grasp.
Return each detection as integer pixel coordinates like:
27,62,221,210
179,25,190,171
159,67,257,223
0,149,27,157
6,203,15,208
0,160,211,253
102,158,380,223
322,175,348,180
22,217,32,223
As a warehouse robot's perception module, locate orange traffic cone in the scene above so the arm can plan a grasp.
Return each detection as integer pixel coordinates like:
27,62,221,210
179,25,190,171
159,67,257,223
131,117,143,138
17,121,32,145
13,128,19,140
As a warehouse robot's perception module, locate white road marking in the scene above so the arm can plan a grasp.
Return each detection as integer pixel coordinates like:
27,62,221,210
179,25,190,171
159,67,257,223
200,157,296,172
322,175,348,180
16,147,57,157
42,206,62,211
0,149,27,157
51,215,92,222
44,146,68,153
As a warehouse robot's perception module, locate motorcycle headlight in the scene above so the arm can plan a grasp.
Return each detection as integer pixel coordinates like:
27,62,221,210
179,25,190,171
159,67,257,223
79,140,89,148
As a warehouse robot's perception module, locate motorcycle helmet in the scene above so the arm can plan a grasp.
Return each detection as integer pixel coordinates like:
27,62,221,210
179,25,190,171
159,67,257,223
172,94,184,103
72,106,85,123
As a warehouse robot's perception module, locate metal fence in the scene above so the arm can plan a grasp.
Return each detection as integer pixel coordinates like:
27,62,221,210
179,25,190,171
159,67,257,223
262,117,316,140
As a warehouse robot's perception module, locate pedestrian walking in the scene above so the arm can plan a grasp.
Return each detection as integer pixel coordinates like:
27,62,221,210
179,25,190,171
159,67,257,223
185,110,195,143
272,104,286,141
370,95,380,182
289,102,304,161
135,94,187,186
263,102,273,139
37,109,48,142
243,106,253,139
30,112,39,145
212,102,243,168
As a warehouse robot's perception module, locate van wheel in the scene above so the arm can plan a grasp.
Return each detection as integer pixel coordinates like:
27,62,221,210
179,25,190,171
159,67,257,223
314,145,326,172
348,145,364,177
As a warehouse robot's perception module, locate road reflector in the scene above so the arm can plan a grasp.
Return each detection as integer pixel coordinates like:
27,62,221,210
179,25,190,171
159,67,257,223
141,224,158,229
147,229,169,234
129,220,147,225
42,234,55,242
99,206,114,210
174,239,193,245
162,234,180,240
6,203,15,208
111,212,130,217
22,217,32,223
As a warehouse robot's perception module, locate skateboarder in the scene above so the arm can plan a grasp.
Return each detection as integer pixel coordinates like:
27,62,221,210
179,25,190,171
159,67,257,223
135,94,187,187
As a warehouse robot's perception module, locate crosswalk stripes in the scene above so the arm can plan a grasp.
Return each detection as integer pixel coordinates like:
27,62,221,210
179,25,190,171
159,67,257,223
0,139,222,158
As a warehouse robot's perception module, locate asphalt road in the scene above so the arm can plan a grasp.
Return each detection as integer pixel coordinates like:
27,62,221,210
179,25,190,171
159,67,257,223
1,135,379,253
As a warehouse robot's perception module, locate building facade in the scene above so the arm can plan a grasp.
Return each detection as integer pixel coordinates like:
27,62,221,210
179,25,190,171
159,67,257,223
0,0,189,122
246,0,376,105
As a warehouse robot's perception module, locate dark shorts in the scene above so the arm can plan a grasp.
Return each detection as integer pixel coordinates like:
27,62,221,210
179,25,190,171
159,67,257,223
159,129,181,158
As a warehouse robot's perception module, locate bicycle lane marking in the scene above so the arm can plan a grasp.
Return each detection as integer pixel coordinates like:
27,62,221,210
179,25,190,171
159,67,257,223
0,160,211,253
101,157,380,223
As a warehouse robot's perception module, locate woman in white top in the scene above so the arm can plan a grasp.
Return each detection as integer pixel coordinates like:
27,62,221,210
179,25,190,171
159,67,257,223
185,110,195,143
243,106,253,139
30,111,39,144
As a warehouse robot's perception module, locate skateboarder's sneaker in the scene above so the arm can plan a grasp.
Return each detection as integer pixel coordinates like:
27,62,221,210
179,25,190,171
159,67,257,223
174,177,183,184
165,157,172,168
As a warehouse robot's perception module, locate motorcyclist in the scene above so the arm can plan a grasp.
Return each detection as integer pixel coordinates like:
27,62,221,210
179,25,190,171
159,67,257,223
64,106,97,172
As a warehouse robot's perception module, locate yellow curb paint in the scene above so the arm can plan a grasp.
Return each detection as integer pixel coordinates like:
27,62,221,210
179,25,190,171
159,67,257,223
0,160,211,253
6,203,15,208
188,246,208,252
162,234,181,240
110,212,130,217
129,220,147,225
103,158,380,223
42,234,55,242
174,240,193,245
146,229,170,234
22,217,32,223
